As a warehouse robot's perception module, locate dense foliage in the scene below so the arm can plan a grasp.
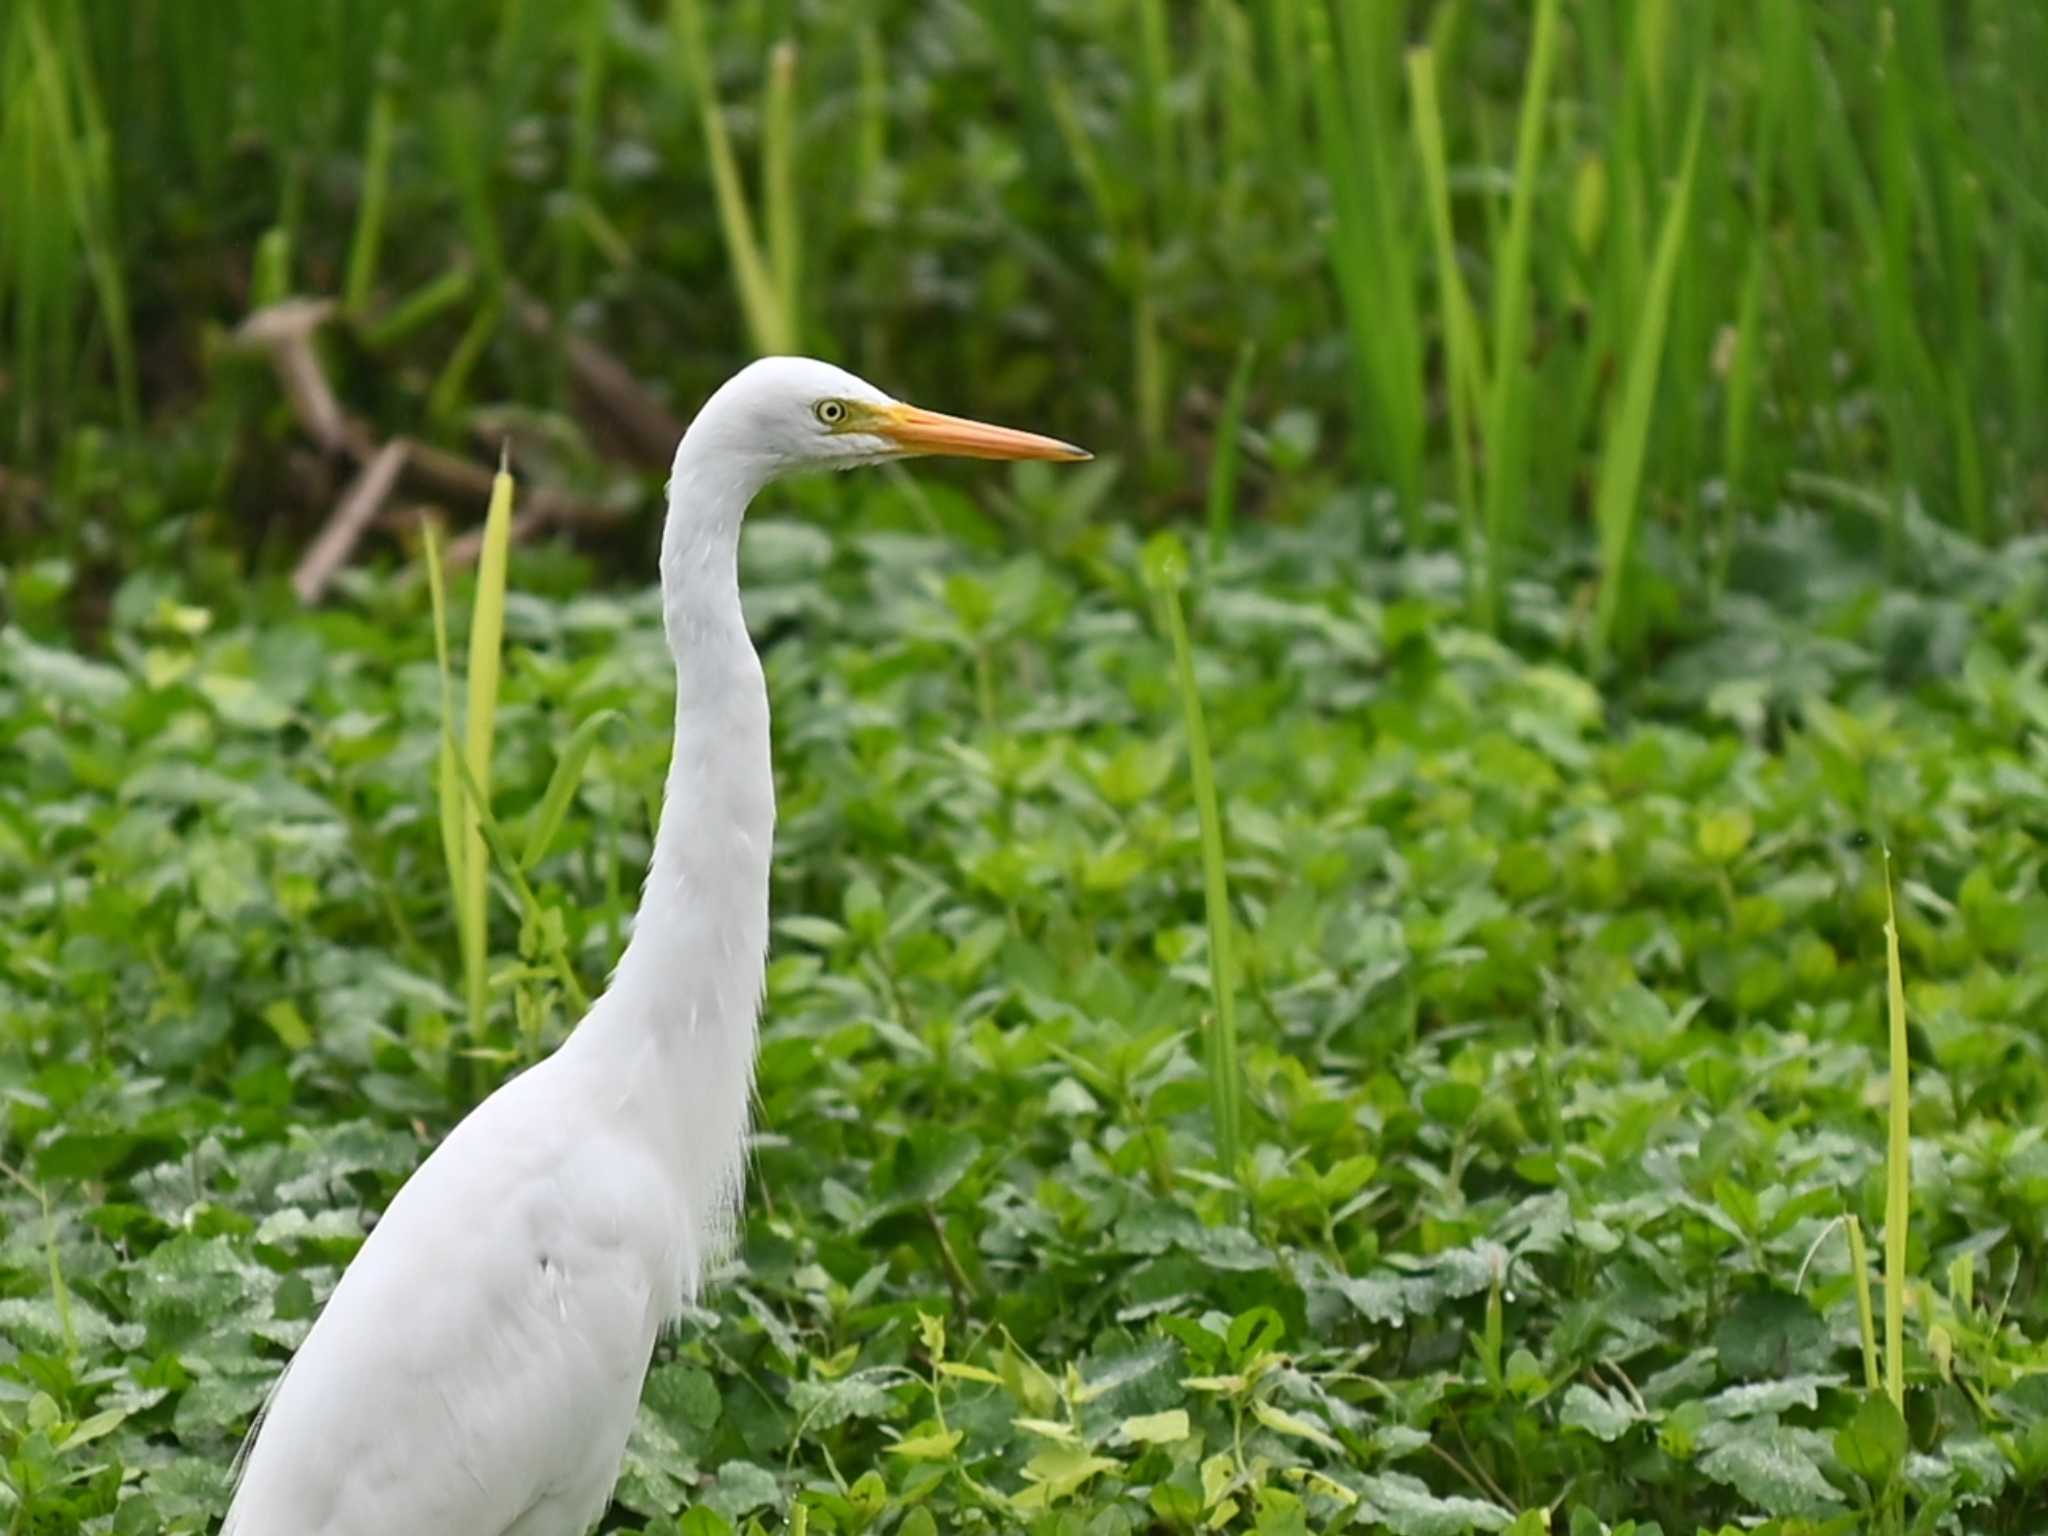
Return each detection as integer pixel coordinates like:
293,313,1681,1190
7,480,2048,1532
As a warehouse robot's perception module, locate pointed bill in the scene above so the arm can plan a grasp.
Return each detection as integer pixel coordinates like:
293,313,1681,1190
873,403,1090,462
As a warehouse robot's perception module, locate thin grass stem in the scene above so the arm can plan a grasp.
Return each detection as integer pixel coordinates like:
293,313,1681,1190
1880,849,1910,1414
1143,534,1243,1215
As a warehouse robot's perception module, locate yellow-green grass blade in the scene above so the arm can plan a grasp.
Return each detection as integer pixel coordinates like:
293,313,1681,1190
1590,86,1704,666
669,0,790,357
1881,851,1910,1414
421,523,470,1069
1406,43,1484,600
521,708,627,873
1144,533,1243,1214
1845,1214,1881,1395
1479,0,1561,631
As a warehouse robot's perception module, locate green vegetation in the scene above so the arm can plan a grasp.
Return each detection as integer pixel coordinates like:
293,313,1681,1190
4,2,2048,1533
7,1,2047,648
10,482,2048,1533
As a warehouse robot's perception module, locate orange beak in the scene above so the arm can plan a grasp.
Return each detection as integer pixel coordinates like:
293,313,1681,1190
871,402,1090,462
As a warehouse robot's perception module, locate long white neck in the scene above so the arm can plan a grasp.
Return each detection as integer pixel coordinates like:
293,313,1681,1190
572,426,777,1286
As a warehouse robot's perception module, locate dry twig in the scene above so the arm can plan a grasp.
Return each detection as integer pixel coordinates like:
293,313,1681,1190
238,292,665,597
293,440,410,603
511,288,682,469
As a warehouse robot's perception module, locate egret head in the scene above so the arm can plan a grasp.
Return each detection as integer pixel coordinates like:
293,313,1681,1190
692,356,1090,480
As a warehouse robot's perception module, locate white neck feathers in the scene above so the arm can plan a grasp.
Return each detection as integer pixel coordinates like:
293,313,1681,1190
573,424,778,1288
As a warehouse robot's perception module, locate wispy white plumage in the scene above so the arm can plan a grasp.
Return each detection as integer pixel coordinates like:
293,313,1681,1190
220,358,1086,1536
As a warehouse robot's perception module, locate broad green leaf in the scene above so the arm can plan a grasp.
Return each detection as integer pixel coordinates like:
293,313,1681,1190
1697,808,1755,864
889,1427,963,1461
1359,1472,1515,1534
1834,1393,1908,1486
1251,1401,1342,1454
1558,1384,1635,1442
1013,1417,1078,1442
1697,1427,1842,1517
1118,1409,1189,1444
1014,1444,1121,1508
937,1362,1003,1386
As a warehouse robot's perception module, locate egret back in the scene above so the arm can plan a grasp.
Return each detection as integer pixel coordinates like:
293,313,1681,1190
221,1048,684,1534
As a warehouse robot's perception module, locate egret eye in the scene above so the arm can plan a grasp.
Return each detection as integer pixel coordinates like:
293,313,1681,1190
814,399,847,427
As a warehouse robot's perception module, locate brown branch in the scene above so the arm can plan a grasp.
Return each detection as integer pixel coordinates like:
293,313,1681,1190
234,299,368,457
238,293,629,593
510,287,682,468
397,437,500,503
293,440,410,603
0,464,46,506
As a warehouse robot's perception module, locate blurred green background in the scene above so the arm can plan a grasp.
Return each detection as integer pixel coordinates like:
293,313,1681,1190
5,0,2044,659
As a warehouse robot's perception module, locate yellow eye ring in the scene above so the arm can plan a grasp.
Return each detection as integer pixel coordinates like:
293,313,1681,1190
814,399,847,426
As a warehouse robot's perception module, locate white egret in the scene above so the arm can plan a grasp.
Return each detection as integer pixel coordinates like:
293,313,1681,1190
222,357,1088,1535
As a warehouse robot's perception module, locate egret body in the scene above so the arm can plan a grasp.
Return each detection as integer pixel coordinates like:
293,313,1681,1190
222,357,1087,1535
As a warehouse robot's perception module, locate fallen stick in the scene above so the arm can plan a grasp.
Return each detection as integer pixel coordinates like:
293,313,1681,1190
293,440,410,603
0,464,46,503
239,293,630,596
234,299,369,457
510,287,682,469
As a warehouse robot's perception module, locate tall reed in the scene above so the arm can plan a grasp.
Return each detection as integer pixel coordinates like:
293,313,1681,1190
1143,534,1244,1214
1590,87,1704,666
1477,0,1561,631
423,455,516,1093
1880,852,1910,1414
7,0,2047,648
1305,0,1423,534
669,0,797,357
0,0,137,450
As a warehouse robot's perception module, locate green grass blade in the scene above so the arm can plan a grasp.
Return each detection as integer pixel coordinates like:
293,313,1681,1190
1305,0,1422,531
1133,242,1166,462
1204,0,1261,237
855,21,886,199
1844,1214,1881,1395
436,86,505,291
1479,0,1561,630
0,1165,76,1361
20,3,137,434
521,708,627,872
1406,44,1483,605
1143,533,1243,1214
1205,340,1256,565
443,721,591,1018
1135,0,1176,214
1045,71,1125,237
670,0,789,357
427,290,504,426
1590,85,1704,666
362,262,476,351
554,0,609,353
762,38,800,347
1881,850,1909,1414
1713,233,1767,599
343,56,397,314
421,523,470,1068
456,451,516,1066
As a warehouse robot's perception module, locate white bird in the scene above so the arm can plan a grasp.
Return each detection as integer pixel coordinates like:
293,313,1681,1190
222,357,1088,1536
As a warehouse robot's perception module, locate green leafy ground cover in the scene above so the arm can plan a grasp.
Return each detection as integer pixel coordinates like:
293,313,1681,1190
6,475,2048,1533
